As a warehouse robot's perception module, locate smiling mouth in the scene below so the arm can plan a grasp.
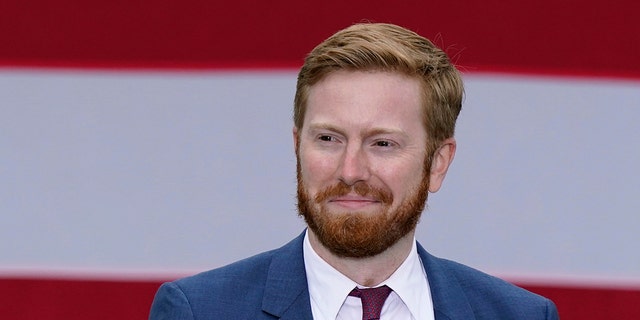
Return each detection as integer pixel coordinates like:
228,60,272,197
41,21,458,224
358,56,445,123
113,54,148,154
328,196,381,209
313,181,394,207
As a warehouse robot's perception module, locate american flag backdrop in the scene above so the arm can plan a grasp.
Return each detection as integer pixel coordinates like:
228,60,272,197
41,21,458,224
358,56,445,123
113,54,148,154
1,1,639,319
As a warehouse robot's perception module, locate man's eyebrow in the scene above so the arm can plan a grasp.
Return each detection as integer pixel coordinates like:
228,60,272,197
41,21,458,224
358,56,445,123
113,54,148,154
307,123,346,136
308,123,406,137
365,127,406,137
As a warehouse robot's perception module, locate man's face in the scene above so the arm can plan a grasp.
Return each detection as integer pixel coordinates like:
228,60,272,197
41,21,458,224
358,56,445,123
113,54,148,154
294,70,432,258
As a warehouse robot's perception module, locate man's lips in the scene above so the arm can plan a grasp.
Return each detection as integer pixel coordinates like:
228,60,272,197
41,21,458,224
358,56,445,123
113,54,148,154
327,195,381,209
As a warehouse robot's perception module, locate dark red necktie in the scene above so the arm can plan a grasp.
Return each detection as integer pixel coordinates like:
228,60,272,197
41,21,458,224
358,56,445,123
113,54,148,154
348,285,393,320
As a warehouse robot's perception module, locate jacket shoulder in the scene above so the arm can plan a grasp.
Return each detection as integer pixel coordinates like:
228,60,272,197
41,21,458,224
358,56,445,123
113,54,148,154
417,242,559,320
149,233,308,320
149,247,282,319
432,256,559,319
176,248,277,294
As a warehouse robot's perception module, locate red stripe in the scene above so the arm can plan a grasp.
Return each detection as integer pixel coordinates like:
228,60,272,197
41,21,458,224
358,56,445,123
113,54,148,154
0,278,159,320
1,278,638,319
1,0,639,78
521,284,640,319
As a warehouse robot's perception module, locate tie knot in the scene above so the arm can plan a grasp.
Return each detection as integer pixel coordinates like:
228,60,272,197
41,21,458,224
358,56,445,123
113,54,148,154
349,285,393,320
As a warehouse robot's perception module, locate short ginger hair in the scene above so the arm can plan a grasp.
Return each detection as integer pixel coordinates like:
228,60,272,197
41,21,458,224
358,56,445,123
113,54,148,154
293,23,464,149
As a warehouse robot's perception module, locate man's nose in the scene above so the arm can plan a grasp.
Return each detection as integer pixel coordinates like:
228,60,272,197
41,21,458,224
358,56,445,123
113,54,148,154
338,145,371,186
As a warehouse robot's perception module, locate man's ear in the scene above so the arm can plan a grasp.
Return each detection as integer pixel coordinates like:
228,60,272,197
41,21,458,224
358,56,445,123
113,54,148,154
428,138,456,193
293,126,299,151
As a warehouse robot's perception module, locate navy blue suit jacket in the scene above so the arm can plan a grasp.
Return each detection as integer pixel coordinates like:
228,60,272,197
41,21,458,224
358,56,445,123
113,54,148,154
149,232,559,319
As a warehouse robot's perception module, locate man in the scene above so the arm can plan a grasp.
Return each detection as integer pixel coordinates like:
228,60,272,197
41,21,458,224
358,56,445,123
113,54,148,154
149,23,559,319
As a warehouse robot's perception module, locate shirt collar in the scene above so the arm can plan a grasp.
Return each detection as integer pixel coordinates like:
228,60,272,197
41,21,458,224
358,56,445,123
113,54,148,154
303,229,432,320
303,230,359,320
379,236,433,320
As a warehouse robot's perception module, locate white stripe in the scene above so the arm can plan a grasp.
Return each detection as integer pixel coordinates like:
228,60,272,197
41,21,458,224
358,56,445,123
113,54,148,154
1,69,639,283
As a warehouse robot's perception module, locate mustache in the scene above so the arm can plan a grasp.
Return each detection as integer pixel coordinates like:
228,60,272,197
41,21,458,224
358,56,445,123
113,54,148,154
313,181,393,205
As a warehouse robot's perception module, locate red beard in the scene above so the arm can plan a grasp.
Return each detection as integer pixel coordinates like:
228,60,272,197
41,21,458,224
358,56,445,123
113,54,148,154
297,163,430,258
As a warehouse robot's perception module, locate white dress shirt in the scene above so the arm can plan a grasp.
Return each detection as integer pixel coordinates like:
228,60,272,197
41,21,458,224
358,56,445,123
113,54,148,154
303,230,435,320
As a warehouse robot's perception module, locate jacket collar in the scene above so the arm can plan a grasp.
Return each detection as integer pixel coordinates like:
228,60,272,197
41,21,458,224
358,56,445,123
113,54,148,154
261,232,313,319
417,242,476,320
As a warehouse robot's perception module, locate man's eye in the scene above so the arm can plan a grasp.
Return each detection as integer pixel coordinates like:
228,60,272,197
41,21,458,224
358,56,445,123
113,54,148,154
319,135,334,142
375,140,392,147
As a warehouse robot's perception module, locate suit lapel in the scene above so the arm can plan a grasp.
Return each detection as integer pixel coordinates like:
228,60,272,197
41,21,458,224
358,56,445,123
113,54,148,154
261,232,313,320
417,243,477,320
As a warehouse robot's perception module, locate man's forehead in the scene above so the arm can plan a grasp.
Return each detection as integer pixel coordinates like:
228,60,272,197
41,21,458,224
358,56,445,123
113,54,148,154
304,71,423,121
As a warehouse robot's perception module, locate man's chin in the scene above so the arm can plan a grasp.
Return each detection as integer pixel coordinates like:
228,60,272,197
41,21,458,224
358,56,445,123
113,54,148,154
320,209,384,219
321,202,391,217
325,200,385,210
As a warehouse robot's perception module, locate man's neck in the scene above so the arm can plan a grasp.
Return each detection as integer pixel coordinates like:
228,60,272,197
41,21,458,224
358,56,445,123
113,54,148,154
307,229,416,287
